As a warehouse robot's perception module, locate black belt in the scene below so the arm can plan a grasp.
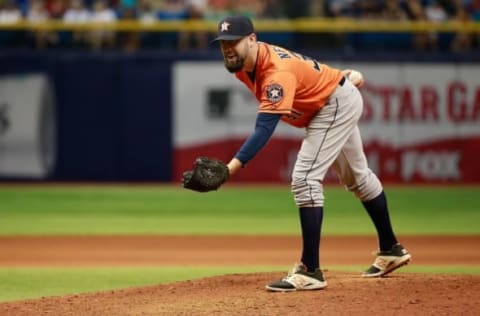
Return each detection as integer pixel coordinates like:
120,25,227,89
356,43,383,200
338,76,346,86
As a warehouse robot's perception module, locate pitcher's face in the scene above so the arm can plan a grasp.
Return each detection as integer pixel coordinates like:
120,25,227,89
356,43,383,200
219,37,250,73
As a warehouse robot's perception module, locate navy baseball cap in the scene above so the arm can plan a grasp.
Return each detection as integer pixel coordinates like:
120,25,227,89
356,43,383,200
211,15,255,42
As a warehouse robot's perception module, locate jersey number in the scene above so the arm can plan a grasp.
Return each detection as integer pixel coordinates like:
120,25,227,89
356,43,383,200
273,46,321,72
292,52,321,71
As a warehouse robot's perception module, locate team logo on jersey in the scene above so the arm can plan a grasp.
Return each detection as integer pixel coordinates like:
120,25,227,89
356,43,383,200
266,83,283,103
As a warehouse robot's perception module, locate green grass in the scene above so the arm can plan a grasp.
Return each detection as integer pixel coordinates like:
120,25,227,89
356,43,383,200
0,266,276,302
0,184,478,303
0,185,479,235
1,265,479,302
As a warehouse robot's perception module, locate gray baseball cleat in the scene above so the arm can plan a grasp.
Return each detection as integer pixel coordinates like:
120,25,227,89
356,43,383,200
362,243,412,278
266,263,327,292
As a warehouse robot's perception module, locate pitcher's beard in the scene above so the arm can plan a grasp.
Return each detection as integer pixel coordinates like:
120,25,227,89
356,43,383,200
224,58,244,73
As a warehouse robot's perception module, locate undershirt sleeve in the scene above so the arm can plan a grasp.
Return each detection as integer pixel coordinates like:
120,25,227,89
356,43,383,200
234,112,282,166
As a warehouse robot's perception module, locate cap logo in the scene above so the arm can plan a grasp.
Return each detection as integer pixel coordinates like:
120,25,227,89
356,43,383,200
220,21,230,32
266,83,283,103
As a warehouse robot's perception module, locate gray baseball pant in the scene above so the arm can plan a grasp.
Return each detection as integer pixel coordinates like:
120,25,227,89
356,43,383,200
291,78,383,207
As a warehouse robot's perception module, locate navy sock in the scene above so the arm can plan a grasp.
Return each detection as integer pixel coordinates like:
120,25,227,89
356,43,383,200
362,191,398,251
299,206,323,272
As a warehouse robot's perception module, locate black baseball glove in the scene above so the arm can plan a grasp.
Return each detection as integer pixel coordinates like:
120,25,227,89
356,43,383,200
182,157,230,192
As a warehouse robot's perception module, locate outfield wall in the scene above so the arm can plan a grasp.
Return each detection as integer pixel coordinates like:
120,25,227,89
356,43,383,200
0,52,173,181
173,61,480,183
0,51,479,183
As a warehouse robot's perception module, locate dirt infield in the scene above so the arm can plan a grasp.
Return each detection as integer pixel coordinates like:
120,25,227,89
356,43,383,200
0,235,479,315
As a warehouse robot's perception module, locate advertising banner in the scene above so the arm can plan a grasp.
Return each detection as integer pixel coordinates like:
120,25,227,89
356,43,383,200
0,74,56,178
173,62,480,183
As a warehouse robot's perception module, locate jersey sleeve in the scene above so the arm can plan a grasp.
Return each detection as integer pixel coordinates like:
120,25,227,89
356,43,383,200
235,113,281,165
258,71,296,115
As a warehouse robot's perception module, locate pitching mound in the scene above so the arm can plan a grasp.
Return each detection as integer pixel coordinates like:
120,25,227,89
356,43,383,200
1,271,479,315
0,235,479,315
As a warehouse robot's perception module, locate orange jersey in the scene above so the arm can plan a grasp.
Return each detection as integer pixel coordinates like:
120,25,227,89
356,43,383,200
235,42,343,128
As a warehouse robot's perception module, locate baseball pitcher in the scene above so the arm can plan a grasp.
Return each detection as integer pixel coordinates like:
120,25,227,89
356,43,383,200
182,15,411,292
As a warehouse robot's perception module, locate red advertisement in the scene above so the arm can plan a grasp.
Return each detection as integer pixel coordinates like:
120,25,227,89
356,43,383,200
173,62,480,183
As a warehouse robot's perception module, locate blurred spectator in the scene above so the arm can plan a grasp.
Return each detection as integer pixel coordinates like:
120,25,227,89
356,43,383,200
157,0,188,50
381,0,407,20
62,0,90,47
181,0,208,50
47,0,68,19
138,0,156,23
204,0,230,20
137,0,157,48
0,0,23,47
321,0,358,52
356,0,383,18
403,0,435,51
424,0,448,50
450,0,473,52
118,1,140,51
14,0,29,16
87,0,117,50
257,0,291,48
469,0,480,49
27,0,59,49
27,0,50,21
259,0,286,19
436,0,456,15
472,0,480,21
157,0,187,20
63,0,91,22
46,0,67,47
0,0,477,53
324,0,357,18
120,0,136,10
0,0,22,23
283,0,311,18
186,0,205,18
229,0,263,17
309,0,325,17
